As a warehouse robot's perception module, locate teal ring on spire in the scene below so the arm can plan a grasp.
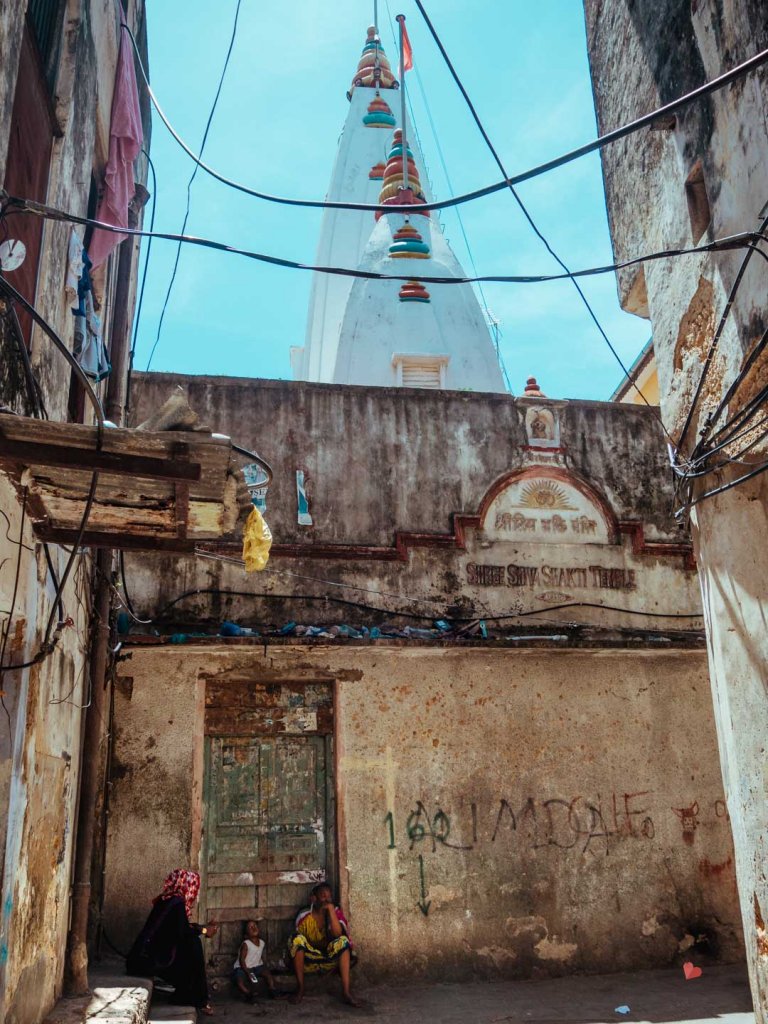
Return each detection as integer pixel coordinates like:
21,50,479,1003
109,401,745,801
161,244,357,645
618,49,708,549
388,240,431,256
363,112,396,127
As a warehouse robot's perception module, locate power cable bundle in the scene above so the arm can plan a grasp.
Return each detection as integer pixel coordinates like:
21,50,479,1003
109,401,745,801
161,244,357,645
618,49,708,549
669,227,768,516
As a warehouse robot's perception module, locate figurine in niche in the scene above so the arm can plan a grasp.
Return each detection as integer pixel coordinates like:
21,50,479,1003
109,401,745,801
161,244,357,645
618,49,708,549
525,406,556,445
530,414,550,439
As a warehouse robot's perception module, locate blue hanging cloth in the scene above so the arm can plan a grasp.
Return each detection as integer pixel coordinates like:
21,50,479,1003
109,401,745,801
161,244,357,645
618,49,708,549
71,250,111,382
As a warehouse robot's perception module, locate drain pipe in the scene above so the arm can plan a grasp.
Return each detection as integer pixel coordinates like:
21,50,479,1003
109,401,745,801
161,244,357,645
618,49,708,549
65,546,113,994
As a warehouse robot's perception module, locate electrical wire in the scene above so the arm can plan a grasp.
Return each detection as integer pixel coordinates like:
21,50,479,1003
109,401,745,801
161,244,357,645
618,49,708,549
676,456,768,516
0,278,103,671
412,1,664,421
145,0,243,372
3,292,69,622
0,274,104,432
117,551,153,624
119,21,768,216
676,220,768,456
4,194,762,289
188,549,703,622
396,9,513,390
699,320,768,448
0,488,27,737
145,583,703,630
125,146,157,415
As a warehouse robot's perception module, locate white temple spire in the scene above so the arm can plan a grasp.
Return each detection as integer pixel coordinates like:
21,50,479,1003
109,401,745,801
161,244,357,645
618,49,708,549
292,23,507,394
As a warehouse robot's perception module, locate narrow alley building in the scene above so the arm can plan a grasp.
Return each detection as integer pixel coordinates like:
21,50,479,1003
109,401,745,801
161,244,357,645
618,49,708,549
584,2,768,1018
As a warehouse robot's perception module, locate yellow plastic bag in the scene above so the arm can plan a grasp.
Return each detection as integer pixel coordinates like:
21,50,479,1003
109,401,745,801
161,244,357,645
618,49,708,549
242,507,273,572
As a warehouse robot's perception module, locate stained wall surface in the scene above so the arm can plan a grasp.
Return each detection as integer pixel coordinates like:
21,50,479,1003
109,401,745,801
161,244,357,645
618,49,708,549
583,2,768,1016
0,3,149,1021
103,644,744,980
124,373,702,634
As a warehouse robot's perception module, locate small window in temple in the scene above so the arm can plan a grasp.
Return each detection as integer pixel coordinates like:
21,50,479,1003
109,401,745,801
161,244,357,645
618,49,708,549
685,160,712,243
392,353,448,389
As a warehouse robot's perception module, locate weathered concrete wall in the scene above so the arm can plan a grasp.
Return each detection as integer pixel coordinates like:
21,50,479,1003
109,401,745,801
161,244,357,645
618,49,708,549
0,3,149,1021
124,374,701,634
130,374,683,544
583,0,768,440
0,475,90,1024
103,643,743,979
584,1,768,1017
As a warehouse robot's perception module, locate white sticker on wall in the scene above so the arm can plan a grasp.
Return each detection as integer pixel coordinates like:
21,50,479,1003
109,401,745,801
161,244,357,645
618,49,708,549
243,462,269,514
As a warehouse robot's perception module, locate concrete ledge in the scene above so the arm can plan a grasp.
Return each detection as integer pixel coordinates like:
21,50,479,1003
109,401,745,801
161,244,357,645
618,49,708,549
43,975,152,1024
148,1007,196,1023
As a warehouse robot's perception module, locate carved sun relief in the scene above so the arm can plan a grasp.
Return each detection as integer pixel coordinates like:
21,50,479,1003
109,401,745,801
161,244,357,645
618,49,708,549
515,480,576,510
483,472,612,545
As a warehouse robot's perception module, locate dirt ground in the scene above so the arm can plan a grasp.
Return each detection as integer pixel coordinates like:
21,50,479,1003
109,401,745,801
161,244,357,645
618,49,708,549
166,962,754,1024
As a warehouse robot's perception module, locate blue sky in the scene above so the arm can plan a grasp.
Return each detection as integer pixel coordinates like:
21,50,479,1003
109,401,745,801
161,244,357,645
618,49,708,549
134,0,650,399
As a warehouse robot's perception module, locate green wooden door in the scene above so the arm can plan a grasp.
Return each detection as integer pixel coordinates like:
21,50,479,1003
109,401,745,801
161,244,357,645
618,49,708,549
201,681,334,981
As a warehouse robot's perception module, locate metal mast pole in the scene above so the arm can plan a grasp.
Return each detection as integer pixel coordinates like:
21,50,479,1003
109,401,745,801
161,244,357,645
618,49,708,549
396,14,408,190
373,0,381,83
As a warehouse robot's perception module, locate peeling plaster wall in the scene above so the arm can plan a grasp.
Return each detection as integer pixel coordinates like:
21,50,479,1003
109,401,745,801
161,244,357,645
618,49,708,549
583,0,768,439
103,645,743,980
129,374,683,543
0,475,89,1024
583,2,768,1016
0,3,149,1022
124,374,701,632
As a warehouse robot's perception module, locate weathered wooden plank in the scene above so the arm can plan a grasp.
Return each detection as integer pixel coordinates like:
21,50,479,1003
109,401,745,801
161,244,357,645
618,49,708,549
0,436,203,481
26,444,232,502
0,412,231,457
37,527,197,552
208,885,256,909
38,492,177,533
208,869,326,887
209,906,297,923
205,681,333,710
205,707,333,737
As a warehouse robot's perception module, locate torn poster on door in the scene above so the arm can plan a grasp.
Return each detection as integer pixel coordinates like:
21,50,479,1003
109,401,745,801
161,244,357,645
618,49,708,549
297,470,313,526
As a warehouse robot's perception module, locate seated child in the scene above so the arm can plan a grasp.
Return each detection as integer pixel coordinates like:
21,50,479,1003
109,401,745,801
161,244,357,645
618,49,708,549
232,920,276,1000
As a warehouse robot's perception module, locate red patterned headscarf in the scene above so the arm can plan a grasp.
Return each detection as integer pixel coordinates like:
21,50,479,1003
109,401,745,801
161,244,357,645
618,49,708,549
154,869,200,920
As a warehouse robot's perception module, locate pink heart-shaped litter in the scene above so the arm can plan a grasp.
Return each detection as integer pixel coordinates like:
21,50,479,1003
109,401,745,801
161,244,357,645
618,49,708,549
683,962,702,980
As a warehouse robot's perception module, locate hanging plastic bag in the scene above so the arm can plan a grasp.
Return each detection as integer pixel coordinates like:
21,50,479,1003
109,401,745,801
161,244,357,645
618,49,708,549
242,506,273,572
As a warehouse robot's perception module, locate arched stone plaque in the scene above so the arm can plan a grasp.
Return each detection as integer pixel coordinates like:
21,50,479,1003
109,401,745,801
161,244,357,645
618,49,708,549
482,470,613,544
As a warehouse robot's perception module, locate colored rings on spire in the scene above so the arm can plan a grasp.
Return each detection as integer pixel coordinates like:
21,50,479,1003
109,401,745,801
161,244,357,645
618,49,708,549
399,280,431,302
363,95,396,128
351,26,398,91
389,222,430,259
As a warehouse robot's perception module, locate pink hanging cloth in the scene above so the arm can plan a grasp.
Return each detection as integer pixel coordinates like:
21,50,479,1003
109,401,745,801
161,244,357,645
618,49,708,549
88,30,143,268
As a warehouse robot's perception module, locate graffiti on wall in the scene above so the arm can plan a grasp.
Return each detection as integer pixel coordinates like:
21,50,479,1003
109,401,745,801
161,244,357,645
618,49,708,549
382,792,731,916
385,793,729,857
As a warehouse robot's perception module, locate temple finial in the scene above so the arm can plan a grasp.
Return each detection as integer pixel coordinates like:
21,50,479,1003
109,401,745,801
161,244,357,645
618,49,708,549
350,25,397,93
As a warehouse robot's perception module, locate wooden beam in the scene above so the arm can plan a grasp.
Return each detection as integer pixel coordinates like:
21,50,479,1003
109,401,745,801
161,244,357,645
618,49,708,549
36,527,196,552
0,438,202,481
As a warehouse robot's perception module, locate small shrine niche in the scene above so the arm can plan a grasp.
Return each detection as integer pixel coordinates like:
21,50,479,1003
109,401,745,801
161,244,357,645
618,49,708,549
521,376,560,449
525,406,559,448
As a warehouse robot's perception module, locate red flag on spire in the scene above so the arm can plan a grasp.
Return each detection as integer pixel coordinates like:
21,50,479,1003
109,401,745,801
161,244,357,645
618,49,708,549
397,15,413,72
